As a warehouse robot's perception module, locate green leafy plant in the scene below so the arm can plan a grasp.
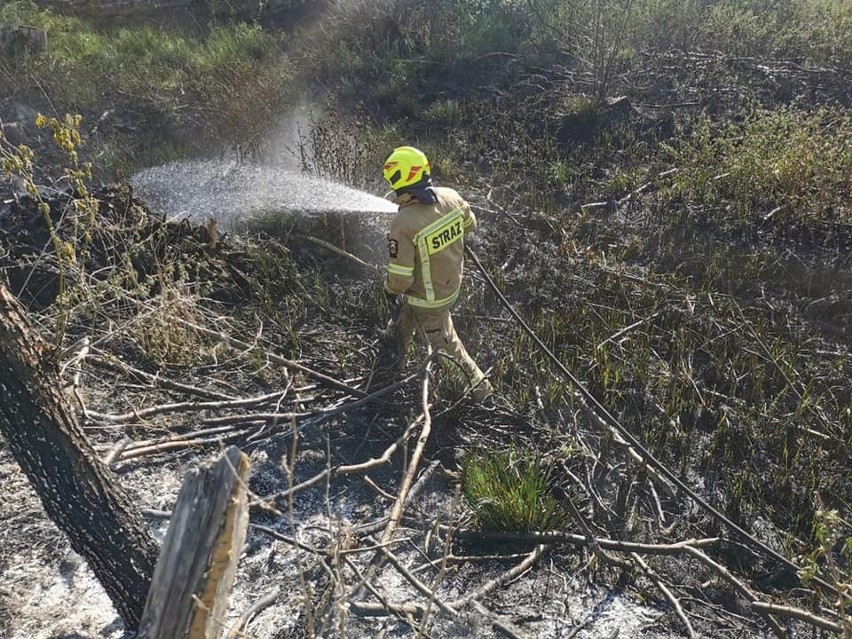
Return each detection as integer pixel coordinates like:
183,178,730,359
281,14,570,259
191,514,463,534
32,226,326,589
1,113,98,347
799,507,852,638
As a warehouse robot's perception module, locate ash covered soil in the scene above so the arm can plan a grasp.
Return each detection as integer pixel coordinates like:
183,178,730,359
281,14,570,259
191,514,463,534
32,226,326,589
0,178,849,639
0,437,685,639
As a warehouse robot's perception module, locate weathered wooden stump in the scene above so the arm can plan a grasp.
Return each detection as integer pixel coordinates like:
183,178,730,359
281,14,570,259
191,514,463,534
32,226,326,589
138,446,251,639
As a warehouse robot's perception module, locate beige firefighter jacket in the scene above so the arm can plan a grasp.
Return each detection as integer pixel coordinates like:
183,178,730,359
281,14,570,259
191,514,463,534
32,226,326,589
384,186,476,309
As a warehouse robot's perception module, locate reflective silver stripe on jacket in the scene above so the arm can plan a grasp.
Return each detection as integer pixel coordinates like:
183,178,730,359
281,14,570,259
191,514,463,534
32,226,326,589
411,207,464,304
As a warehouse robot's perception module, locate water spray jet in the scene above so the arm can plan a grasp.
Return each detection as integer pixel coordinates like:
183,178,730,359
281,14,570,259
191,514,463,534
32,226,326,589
132,159,396,224
131,158,397,265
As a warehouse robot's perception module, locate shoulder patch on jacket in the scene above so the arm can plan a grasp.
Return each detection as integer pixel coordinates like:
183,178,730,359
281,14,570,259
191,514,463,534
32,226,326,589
388,237,399,259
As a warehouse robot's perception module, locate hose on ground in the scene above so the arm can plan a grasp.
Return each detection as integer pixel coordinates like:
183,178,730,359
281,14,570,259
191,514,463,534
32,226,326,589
465,244,846,603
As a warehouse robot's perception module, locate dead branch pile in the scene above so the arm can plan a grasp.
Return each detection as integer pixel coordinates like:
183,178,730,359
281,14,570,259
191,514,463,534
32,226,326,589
61,317,849,638
0,185,235,309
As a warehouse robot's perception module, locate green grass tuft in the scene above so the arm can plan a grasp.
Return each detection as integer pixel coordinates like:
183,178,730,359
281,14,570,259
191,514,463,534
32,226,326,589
462,448,568,532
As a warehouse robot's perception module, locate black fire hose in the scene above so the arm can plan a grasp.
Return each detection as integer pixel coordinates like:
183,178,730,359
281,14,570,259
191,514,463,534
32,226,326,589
464,243,848,603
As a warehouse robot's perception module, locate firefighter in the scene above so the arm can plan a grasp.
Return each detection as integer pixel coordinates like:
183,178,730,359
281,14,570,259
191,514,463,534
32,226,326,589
382,145,494,403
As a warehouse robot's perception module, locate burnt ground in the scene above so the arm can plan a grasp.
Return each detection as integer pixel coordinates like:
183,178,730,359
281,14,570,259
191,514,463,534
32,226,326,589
0,187,687,639
0,178,850,639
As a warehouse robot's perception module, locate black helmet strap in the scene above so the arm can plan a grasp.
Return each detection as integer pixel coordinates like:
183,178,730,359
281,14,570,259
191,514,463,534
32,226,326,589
397,175,438,204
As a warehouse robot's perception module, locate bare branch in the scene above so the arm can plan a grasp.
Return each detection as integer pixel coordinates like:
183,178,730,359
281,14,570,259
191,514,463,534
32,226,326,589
631,552,697,639
751,602,843,635
87,390,288,423
379,361,434,548
448,545,545,609
89,354,237,401
681,546,787,639
175,318,368,398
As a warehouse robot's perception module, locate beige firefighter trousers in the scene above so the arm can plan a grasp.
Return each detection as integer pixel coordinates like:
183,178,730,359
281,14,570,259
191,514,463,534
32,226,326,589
392,303,493,401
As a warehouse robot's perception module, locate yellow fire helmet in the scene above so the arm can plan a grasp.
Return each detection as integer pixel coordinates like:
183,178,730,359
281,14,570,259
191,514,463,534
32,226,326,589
383,146,431,190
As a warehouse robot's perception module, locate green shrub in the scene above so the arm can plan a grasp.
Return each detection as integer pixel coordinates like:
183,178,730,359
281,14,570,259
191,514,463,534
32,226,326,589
663,106,852,226
699,0,852,67
633,0,707,50
0,2,293,163
462,448,568,532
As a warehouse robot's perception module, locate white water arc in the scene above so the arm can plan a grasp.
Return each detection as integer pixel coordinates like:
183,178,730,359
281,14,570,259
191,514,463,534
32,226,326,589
130,159,398,230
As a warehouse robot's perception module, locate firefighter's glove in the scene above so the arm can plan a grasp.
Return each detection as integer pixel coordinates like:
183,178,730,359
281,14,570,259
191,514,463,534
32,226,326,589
384,290,401,315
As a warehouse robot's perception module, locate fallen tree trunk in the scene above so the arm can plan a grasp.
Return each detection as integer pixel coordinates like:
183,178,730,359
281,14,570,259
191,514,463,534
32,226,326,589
0,284,160,628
